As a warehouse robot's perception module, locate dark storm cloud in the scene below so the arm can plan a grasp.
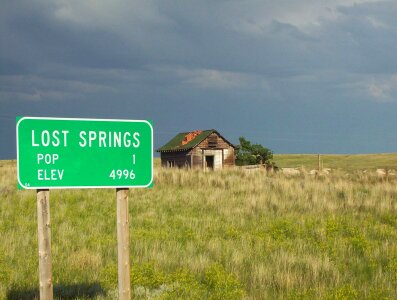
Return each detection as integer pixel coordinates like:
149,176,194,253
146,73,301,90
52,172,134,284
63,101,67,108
1,0,397,159
0,1,146,72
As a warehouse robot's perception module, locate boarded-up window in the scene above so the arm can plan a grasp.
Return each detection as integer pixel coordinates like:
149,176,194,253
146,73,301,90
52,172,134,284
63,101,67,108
208,135,217,148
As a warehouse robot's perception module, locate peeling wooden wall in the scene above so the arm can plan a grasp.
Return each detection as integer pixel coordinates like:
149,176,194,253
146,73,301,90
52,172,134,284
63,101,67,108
161,132,235,169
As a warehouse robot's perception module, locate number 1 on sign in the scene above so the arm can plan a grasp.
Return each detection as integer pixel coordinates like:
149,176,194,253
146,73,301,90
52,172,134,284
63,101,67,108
132,154,136,165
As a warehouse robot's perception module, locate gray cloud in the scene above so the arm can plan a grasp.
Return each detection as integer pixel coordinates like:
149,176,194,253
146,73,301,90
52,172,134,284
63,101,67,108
1,0,397,158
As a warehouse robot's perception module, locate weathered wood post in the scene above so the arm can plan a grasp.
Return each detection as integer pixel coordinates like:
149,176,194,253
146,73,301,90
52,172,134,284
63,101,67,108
116,188,131,299
37,189,53,300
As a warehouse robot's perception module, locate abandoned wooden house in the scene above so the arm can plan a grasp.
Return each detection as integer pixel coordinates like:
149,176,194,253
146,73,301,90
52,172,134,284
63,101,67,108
157,129,236,170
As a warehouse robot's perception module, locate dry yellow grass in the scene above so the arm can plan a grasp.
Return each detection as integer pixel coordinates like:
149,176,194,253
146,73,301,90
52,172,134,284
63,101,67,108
274,153,397,171
1,161,397,299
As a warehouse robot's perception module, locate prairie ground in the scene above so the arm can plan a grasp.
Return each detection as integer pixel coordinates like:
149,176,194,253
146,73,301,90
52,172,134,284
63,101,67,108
1,159,397,299
274,153,397,171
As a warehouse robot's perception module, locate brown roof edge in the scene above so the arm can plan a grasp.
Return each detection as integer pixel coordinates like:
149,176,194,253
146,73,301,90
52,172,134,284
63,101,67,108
156,129,237,152
210,129,238,149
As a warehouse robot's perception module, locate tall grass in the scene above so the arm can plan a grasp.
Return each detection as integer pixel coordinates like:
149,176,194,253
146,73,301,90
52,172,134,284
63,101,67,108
1,160,397,299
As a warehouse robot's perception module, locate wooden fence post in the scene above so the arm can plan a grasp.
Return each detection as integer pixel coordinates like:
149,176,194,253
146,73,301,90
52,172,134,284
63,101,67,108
37,189,53,300
116,188,131,299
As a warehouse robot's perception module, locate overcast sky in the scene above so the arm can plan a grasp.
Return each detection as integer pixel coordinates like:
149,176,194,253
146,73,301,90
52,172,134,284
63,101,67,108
1,0,397,159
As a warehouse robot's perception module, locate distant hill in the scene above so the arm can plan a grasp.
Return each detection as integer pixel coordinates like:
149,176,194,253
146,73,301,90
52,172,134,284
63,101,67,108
273,153,397,171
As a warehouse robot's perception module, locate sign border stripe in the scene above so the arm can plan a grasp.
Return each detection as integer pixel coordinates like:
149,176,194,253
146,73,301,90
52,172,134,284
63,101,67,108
16,117,154,189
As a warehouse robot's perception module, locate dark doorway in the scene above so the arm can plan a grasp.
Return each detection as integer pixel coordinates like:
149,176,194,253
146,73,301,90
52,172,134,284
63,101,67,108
206,155,214,170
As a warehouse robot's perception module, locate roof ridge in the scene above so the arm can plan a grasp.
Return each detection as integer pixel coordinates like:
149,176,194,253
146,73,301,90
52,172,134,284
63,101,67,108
156,129,214,152
156,129,236,152
178,129,213,134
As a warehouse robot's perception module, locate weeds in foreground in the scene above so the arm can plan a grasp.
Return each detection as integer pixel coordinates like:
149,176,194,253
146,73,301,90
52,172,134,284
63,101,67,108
1,161,397,299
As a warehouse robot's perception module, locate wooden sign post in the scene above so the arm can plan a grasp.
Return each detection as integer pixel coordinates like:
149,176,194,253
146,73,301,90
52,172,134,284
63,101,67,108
116,188,131,300
37,189,53,300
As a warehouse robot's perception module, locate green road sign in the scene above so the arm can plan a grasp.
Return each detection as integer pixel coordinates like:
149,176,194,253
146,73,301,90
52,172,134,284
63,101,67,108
16,117,153,189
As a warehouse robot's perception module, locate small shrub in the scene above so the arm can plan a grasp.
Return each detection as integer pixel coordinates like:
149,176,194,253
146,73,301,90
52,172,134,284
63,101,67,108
327,284,358,300
204,264,245,300
131,262,166,289
269,219,298,241
349,234,368,256
157,269,206,299
387,258,397,284
100,263,118,290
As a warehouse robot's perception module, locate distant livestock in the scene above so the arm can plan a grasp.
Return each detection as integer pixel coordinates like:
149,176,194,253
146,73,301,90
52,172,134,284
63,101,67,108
281,168,301,175
376,169,396,177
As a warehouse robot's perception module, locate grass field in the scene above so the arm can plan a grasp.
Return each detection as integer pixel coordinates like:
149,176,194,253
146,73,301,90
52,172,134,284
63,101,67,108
1,158,397,299
274,153,397,171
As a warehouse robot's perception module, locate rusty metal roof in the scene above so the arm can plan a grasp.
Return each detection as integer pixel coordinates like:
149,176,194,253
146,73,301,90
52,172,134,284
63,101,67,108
156,129,236,152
